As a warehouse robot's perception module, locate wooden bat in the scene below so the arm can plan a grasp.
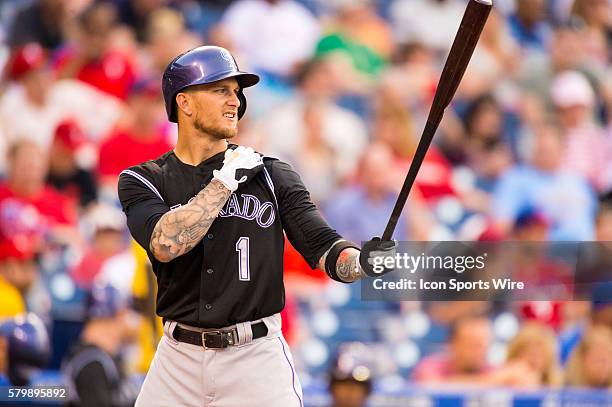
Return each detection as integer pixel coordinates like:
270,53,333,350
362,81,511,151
381,0,493,241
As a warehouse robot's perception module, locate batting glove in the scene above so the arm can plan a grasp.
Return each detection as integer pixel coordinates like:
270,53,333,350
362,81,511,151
359,237,397,278
213,146,264,192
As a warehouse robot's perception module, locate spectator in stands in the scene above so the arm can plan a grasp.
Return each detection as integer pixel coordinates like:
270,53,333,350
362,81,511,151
57,2,137,100
142,8,201,76
0,43,123,160
505,322,563,387
114,0,167,42
71,204,129,290
551,71,610,192
322,0,394,60
219,0,320,79
507,0,550,51
324,142,432,242
379,42,438,119
412,315,493,384
328,342,373,407
47,120,98,210
569,0,612,69
491,120,596,240
258,57,367,202
6,0,68,49
315,0,392,80
460,94,513,210
461,10,520,99
560,282,612,364
0,238,37,319
413,314,540,386
389,0,465,55
97,78,172,189
565,326,612,389
519,25,588,109
0,140,78,249
62,283,141,407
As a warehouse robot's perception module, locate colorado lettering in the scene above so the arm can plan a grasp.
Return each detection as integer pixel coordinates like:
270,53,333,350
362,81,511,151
219,193,275,228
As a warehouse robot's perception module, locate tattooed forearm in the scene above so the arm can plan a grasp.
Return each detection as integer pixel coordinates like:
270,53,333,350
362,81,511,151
317,244,363,283
335,248,362,282
150,179,231,262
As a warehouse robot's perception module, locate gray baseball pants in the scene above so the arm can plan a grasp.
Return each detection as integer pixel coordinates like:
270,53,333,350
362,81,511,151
135,313,303,407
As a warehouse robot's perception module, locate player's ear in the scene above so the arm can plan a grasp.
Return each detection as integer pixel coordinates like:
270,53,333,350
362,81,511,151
175,92,193,119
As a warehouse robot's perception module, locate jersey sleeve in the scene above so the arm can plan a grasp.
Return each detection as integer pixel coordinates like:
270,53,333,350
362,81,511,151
118,167,170,255
267,160,342,269
73,362,113,407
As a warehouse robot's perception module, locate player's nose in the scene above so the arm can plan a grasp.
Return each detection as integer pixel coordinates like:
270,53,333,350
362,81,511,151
227,91,240,108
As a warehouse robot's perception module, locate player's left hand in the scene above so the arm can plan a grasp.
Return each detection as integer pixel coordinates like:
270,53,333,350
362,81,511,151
359,237,397,278
213,146,264,192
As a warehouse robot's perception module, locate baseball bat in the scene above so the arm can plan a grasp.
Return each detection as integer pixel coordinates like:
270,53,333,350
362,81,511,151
381,0,493,241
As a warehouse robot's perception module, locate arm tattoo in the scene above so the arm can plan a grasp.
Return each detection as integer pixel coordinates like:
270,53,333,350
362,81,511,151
149,179,231,262
318,243,363,283
335,248,362,282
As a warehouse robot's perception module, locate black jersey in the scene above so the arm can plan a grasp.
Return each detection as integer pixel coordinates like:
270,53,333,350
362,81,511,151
118,145,341,328
63,342,139,407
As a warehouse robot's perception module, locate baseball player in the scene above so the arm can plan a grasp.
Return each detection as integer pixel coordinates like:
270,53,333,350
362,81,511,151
118,45,394,407
62,283,140,407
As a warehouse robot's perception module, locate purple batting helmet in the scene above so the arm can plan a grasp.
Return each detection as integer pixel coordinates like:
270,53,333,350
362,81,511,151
162,46,260,123
0,313,50,385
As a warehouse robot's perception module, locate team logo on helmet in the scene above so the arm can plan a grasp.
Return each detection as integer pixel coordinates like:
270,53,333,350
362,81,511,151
219,49,235,66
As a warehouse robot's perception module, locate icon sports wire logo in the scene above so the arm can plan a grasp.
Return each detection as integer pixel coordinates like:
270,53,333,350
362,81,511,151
371,252,487,274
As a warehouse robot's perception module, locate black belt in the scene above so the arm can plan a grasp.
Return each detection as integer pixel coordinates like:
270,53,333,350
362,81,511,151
172,322,268,349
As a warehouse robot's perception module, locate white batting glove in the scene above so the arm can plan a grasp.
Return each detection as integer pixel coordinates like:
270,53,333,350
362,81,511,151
213,146,264,192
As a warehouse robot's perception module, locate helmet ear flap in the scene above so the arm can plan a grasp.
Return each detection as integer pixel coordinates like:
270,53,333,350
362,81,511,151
237,90,247,119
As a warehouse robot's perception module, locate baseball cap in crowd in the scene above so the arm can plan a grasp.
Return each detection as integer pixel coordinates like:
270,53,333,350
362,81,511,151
0,238,36,263
592,281,612,311
54,119,87,152
551,70,595,108
129,77,160,99
85,282,129,321
81,204,126,239
4,43,46,81
53,119,98,169
514,207,550,230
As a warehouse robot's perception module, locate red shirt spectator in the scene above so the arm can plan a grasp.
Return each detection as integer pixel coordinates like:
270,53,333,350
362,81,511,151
98,78,172,181
98,128,172,178
55,48,136,100
53,3,137,100
0,141,76,249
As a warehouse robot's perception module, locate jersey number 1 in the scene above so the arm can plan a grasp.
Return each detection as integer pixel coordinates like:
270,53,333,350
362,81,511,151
236,237,250,281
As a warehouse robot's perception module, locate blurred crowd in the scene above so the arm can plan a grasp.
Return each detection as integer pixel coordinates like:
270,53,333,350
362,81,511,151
0,0,612,404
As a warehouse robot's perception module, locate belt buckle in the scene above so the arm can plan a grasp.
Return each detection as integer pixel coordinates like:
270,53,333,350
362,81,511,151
202,330,236,349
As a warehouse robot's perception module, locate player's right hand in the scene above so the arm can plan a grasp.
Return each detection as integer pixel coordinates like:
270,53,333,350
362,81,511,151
359,237,397,278
213,146,264,192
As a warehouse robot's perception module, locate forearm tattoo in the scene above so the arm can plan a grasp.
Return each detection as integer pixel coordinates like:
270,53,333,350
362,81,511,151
336,248,363,282
150,179,231,262
318,244,363,283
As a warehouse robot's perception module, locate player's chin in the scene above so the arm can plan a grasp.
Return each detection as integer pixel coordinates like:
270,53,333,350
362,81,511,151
212,125,238,140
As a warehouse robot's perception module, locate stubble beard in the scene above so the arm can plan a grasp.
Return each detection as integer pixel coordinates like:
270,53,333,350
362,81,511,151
194,115,237,140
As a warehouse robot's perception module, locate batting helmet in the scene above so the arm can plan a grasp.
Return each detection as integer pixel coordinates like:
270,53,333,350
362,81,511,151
0,313,50,385
162,46,260,123
85,283,129,321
